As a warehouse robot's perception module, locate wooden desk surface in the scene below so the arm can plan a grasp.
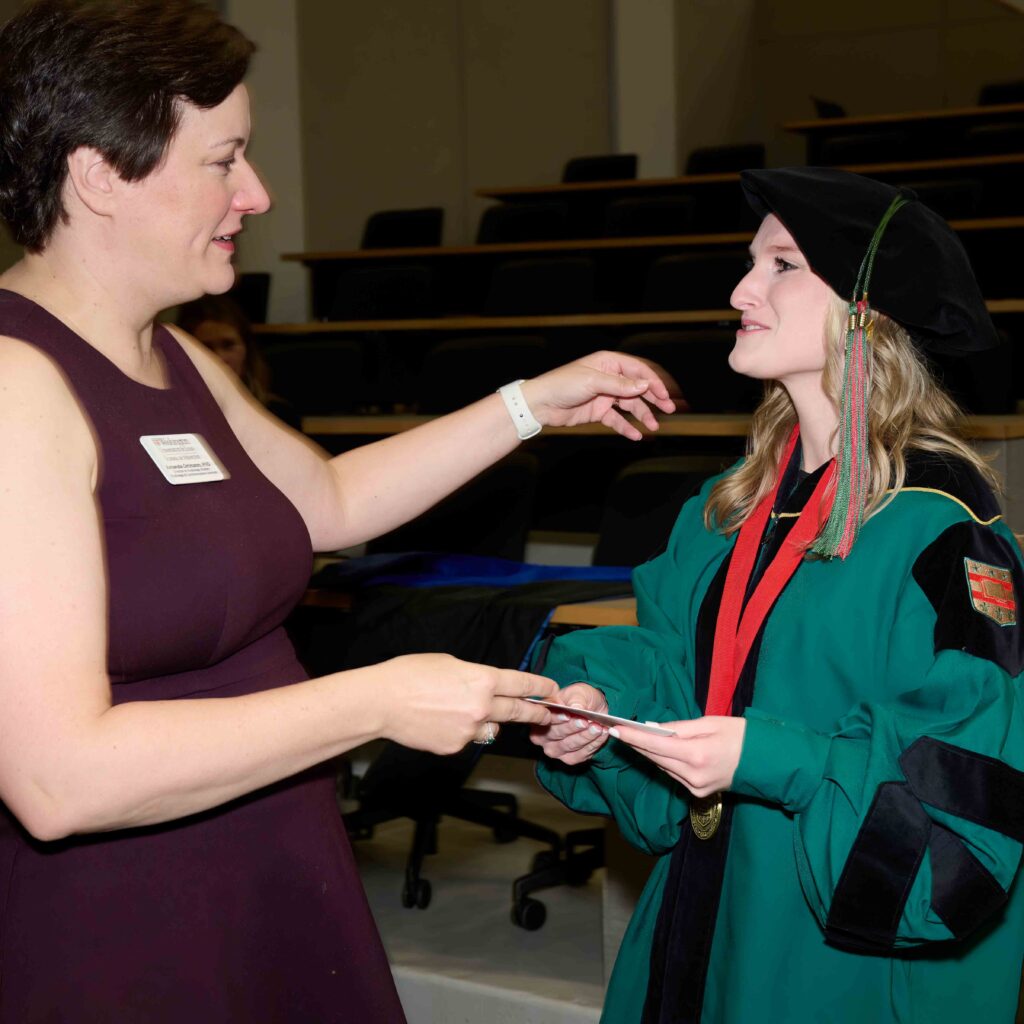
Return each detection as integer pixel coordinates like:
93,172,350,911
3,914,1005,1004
282,217,1024,266
253,298,1024,339
301,412,1024,441
783,101,1024,134
476,153,1024,201
550,596,637,627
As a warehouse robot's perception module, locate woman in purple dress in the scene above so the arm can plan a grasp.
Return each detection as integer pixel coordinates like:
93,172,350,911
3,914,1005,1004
0,2,674,1021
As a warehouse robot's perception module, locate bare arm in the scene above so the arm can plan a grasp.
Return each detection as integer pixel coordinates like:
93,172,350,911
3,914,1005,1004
169,327,675,551
0,339,556,841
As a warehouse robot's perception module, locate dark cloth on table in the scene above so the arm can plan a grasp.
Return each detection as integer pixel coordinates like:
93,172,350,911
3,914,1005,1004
0,290,404,1023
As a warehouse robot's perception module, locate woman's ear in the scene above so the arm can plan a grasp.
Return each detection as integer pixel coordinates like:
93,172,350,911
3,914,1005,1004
64,146,118,219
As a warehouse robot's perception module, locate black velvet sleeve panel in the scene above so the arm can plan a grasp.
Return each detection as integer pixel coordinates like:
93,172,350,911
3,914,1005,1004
901,450,1002,524
900,737,1024,842
927,821,1008,940
911,521,1024,677
824,782,931,954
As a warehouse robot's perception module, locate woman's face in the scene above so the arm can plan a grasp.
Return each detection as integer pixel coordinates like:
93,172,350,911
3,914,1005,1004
115,84,270,306
728,214,835,388
193,319,246,378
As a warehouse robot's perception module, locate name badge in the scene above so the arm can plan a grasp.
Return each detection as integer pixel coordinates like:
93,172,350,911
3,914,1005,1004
139,433,228,485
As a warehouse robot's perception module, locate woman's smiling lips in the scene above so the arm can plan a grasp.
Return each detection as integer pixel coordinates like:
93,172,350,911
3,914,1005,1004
737,316,769,338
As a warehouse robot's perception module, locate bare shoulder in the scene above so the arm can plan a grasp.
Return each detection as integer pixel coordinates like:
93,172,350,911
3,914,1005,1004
0,334,96,477
0,333,84,415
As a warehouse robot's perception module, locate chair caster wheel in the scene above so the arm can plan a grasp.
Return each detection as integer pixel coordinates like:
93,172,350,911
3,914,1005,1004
512,897,547,931
401,878,431,909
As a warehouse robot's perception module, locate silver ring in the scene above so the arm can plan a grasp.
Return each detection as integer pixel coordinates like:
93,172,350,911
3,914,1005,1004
473,722,497,746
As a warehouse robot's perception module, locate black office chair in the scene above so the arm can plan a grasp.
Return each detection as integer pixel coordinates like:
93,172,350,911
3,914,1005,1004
229,271,270,324
894,178,984,220
483,257,597,316
811,96,846,119
964,121,1024,156
977,80,1024,105
593,455,730,565
620,329,761,412
927,328,1015,415
602,196,696,237
361,207,444,249
367,452,540,560
817,130,909,165
562,153,637,183
330,265,437,321
261,335,370,416
640,250,749,311
685,142,765,175
476,201,570,244
416,334,549,413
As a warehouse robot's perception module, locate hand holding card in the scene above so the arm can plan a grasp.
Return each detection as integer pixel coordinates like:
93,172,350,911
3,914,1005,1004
525,697,676,737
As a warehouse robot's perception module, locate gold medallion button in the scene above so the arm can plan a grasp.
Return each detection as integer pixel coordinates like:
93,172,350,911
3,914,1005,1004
689,794,723,840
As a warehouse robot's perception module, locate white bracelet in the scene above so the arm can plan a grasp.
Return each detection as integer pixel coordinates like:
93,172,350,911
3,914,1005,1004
497,379,542,440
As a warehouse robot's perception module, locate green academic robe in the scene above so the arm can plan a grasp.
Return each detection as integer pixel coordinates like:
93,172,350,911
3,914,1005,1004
537,454,1024,1023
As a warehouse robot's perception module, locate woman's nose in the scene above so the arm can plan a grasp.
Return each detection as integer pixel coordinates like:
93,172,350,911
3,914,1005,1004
234,162,272,216
730,265,760,311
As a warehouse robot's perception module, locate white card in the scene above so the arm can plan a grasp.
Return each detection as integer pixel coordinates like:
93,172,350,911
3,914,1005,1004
139,434,228,485
526,698,676,736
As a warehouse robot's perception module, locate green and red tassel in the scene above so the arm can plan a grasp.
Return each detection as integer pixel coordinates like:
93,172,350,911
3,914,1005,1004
812,195,908,559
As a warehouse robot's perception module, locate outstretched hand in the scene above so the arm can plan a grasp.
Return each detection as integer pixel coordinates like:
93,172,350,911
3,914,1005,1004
522,351,676,441
607,716,746,798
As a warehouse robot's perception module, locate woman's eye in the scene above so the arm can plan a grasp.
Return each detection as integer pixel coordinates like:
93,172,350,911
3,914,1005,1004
215,159,236,173
743,258,754,271
774,256,796,272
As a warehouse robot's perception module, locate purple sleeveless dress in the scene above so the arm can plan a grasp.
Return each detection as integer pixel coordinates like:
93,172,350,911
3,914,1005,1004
0,291,406,1023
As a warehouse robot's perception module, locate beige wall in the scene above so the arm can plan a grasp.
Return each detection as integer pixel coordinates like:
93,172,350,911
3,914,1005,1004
226,0,308,322
297,0,611,251
674,0,1024,170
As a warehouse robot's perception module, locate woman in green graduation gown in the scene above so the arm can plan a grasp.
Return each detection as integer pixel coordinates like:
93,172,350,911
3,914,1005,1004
532,167,1024,1024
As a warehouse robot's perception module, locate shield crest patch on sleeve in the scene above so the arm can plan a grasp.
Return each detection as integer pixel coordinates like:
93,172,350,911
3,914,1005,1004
964,557,1017,626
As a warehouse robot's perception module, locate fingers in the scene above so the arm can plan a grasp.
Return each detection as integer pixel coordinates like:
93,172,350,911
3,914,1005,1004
601,405,643,442
588,353,677,406
490,695,553,726
557,682,607,713
494,669,559,700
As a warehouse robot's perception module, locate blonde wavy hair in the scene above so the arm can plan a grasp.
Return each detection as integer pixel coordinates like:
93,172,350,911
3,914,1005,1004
704,293,998,539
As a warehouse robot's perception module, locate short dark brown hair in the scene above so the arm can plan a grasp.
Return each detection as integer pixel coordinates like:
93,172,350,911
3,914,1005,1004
0,0,255,252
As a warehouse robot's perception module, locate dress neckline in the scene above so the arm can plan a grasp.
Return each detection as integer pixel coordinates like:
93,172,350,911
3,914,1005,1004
0,287,175,393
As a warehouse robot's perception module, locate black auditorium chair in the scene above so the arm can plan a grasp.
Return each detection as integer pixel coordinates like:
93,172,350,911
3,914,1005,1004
620,329,762,413
817,130,909,165
602,196,696,237
229,271,270,324
261,336,369,416
476,201,570,244
977,80,1024,105
562,153,637,183
483,257,597,316
416,335,549,414
928,328,1015,415
593,454,732,566
964,121,1024,156
640,250,749,312
360,207,444,249
684,142,765,175
329,265,436,321
367,451,539,561
811,96,846,119
895,179,984,220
